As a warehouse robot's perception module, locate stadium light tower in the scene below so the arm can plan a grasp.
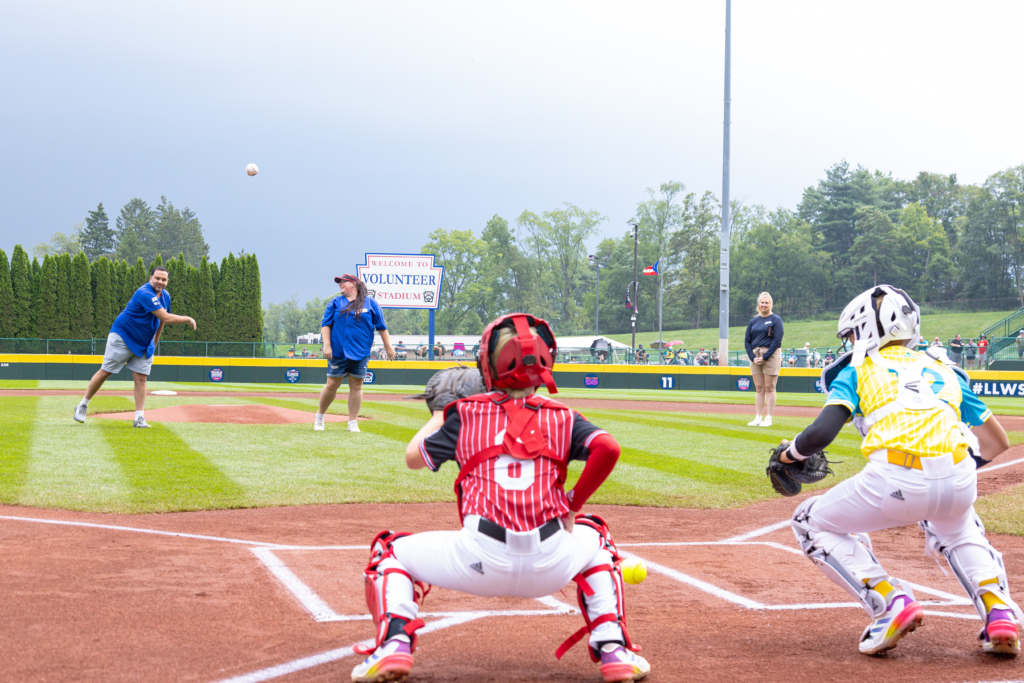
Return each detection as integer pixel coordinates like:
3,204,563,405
718,0,733,366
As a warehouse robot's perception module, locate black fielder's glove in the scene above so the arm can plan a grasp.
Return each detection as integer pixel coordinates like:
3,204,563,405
766,442,839,497
416,366,486,414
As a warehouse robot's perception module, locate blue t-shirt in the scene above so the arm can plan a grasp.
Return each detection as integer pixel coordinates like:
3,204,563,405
321,296,387,361
110,283,170,359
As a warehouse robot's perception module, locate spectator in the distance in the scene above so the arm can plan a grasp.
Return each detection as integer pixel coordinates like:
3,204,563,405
978,334,990,368
965,339,977,369
915,337,928,352
949,334,964,367
710,347,719,365
824,349,835,365
1017,330,1024,360
744,291,783,427
635,344,647,364
811,347,822,368
930,336,943,347
788,351,797,367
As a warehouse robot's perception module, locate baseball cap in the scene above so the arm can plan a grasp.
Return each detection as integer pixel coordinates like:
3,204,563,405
334,274,359,284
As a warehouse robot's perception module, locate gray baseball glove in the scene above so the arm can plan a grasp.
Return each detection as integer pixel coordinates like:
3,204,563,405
416,366,486,414
766,443,838,497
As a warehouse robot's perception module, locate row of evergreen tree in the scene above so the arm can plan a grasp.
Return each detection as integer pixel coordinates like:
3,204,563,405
0,245,263,345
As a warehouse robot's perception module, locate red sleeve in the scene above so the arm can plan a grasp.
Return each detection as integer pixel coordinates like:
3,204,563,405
567,433,619,512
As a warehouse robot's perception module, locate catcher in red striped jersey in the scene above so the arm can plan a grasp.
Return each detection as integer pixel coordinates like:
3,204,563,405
350,313,650,683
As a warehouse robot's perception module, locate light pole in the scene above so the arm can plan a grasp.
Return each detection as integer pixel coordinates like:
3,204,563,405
629,221,639,356
588,254,609,336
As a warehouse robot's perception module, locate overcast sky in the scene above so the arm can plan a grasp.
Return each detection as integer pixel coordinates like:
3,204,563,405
1,1,1021,304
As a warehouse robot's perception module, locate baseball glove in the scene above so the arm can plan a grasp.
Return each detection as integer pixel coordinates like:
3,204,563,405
766,443,838,497
416,366,486,414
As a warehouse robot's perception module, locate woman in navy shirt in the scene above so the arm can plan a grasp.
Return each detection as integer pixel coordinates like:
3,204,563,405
315,274,396,433
743,291,784,427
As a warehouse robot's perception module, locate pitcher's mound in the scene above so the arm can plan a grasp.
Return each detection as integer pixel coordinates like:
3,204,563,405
92,405,368,425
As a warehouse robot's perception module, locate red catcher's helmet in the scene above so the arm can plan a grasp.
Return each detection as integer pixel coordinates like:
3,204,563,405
477,313,558,394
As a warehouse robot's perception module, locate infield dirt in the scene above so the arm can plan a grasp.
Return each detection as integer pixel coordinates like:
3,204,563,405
3,452,1024,683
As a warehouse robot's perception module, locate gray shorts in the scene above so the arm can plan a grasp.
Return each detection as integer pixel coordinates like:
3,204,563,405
102,332,153,375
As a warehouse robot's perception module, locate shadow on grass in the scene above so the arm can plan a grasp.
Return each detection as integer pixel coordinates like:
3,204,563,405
98,421,246,511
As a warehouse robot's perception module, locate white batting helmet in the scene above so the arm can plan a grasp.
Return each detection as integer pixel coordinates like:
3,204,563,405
837,285,920,366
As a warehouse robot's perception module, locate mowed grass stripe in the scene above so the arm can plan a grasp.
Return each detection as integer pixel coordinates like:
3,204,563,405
21,397,133,511
0,397,39,502
98,420,246,511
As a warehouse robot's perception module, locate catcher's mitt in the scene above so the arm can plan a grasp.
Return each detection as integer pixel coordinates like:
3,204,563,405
766,443,839,497
415,366,486,414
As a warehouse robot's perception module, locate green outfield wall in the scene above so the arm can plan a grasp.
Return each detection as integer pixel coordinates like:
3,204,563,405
4,355,1024,396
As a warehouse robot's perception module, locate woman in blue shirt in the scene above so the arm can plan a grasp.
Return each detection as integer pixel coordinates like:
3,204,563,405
315,274,396,433
743,291,784,427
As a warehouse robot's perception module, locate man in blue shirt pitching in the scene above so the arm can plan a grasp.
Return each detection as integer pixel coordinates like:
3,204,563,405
73,266,196,428
315,274,395,432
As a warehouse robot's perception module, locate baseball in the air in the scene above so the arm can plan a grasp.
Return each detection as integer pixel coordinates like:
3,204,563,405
246,163,259,176
621,557,647,585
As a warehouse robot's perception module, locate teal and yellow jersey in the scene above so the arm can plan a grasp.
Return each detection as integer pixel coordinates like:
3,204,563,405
825,346,992,459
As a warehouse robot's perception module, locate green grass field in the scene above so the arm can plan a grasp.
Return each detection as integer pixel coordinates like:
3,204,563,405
608,309,1015,351
4,381,1024,535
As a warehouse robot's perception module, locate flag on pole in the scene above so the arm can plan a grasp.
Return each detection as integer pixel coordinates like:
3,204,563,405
643,259,660,276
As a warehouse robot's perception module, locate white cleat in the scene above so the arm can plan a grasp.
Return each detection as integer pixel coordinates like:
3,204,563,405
314,414,325,431
859,592,923,655
759,416,773,427
74,404,87,423
747,417,762,426
348,420,361,433
132,416,151,428
599,643,650,682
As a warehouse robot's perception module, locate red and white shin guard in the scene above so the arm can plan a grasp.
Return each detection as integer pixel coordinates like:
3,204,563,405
556,515,641,663
355,530,430,657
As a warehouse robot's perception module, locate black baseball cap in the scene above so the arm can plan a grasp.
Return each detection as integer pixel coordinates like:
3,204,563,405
334,274,359,284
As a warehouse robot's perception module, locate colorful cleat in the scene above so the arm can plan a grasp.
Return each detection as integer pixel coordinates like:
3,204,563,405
599,643,650,682
351,636,414,683
859,592,924,655
981,608,1020,656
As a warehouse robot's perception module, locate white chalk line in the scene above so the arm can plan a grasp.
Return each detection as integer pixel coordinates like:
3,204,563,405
985,455,1024,472
209,614,480,683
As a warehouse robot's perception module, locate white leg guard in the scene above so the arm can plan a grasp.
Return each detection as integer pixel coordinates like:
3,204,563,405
792,497,914,618
920,515,1024,623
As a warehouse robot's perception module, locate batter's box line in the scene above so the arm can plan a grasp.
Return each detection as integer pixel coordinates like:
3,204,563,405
250,547,576,623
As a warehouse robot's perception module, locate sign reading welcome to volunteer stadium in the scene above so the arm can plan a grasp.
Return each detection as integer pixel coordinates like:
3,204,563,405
357,253,445,309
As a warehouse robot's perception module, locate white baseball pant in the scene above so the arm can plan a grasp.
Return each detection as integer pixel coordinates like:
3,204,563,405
374,514,625,647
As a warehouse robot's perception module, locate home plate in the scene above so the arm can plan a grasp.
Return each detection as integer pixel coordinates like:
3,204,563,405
91,405,369,425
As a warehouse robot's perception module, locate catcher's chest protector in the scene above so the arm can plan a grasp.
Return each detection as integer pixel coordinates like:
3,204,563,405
450,394,572,524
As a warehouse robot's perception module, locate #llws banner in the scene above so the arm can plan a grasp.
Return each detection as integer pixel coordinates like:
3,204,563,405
971,381,1024,397
357,253,445,309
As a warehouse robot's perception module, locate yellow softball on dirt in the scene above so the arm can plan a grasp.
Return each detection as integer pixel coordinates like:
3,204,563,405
621,557,647,585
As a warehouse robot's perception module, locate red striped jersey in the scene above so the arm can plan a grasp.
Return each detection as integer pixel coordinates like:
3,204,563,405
420,392,606,532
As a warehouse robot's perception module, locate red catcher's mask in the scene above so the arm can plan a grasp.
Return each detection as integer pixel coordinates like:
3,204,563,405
477,313,558,394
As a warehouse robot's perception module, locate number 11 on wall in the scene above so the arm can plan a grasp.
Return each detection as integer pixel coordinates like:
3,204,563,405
660,376,674,389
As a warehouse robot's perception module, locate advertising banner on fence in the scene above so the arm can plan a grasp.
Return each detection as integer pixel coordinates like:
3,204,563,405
970,381,1024,397
357,254,444,309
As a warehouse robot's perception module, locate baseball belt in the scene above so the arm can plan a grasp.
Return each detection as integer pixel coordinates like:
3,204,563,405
478,517,561,544
885,445,969,470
